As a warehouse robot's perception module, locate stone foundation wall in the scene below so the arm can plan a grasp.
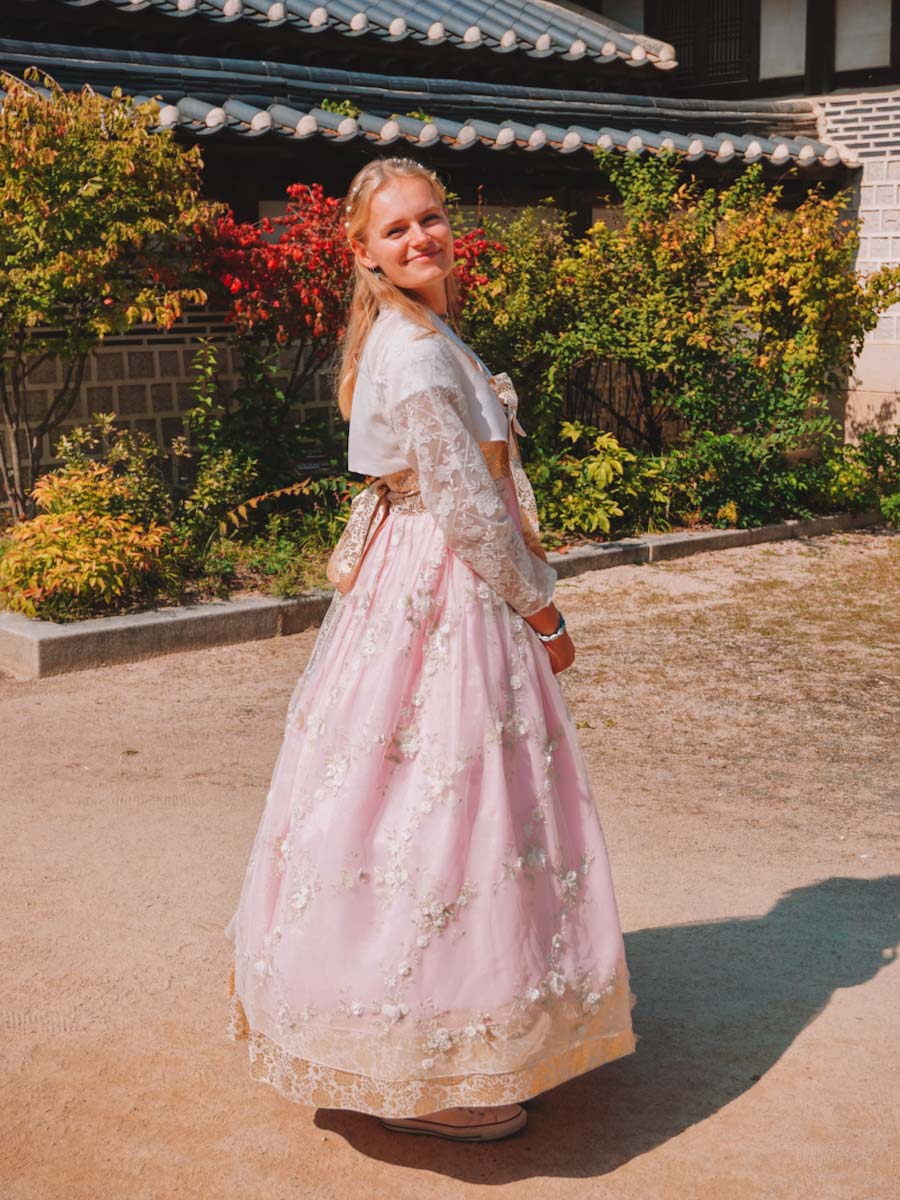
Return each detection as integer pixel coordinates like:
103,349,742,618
6,311,334,495
817,87,900,439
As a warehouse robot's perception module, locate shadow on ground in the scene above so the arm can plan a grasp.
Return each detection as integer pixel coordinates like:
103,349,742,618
314,875,899,1182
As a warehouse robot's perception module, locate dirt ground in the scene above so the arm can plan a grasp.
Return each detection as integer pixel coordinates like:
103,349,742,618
1,528,898,1200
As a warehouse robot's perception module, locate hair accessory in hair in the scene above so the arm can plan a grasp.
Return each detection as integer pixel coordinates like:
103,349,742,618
342,158,445,240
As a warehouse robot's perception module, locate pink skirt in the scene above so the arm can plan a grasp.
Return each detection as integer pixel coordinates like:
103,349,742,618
224,477,636,1117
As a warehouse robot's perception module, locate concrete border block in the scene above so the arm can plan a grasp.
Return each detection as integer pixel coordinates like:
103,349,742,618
745,522,794,546
550,540,647,579
0,593,333,680
791,510,882,536
0,509,885,680
643,528,753,561
279,590,333,635
0,613,41,679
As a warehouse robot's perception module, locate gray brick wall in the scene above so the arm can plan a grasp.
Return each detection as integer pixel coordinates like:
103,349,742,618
5,312,334,497
818,90,900,162
816,88,900,438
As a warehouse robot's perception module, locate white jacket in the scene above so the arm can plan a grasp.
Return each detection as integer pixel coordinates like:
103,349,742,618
346,306,556,618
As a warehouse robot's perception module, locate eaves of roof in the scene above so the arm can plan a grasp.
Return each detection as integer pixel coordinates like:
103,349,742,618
0,40,856,168
39,0,678,69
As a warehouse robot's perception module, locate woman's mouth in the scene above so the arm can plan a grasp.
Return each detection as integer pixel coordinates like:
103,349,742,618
407,249,439,264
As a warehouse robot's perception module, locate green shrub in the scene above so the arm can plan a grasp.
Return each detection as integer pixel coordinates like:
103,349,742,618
0,510,182,620
880,492,900,528
660,430,820,528
182,337,348,502
544,154,900,462
812,443,880,513
457,155,900,531
239,512,313,597
805,428,900,516
41,415,173,526
456,205,573,447
0,413,186,620
527,420,672,541
192,510,334,600
175,447,259,550
292,475,360,550
193,537,241,599
856,430,900,495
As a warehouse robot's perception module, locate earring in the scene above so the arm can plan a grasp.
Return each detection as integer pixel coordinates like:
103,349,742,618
370,265,383,276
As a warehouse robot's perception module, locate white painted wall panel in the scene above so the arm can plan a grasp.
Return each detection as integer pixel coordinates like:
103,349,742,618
759,0,807,79
835,0,892,71
596,1,644,31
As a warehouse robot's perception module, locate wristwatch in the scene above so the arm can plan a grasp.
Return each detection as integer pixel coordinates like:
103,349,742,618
535,611,567,643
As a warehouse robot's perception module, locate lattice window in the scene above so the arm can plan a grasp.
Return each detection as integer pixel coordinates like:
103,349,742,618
647,0,754,84
707,0,746,78
657,0,696,77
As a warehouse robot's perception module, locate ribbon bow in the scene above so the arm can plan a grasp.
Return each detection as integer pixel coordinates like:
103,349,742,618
489,372,527,437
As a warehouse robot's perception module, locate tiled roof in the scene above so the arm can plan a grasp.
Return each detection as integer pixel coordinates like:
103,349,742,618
0,40,854,168
44,0,678,69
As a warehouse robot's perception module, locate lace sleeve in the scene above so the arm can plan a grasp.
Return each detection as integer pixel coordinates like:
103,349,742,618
380,335,556,618
510,435,549,564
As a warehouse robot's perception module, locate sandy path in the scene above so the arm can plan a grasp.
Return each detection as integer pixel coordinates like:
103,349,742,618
1,529,897,1200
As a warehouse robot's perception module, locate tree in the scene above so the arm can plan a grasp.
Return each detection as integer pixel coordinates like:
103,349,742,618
455,211,571,449
457,153,900,464
193,183,353,401
553,152,900,453
0,70,214,521
188,183,353,492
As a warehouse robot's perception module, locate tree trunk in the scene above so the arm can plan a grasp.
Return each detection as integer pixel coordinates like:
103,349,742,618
0,347,89,522
0,356,28,522
25,351,89,517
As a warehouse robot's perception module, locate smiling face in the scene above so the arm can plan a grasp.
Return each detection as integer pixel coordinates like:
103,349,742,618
351,175,455,312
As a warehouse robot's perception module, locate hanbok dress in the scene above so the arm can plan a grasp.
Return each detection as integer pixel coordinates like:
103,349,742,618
223,306,636,1118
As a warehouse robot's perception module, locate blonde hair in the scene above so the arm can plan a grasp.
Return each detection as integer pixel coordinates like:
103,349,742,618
336,157,460,419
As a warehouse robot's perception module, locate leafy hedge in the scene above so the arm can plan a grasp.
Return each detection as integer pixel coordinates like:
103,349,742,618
3,151,899,622
0,393,352,621
0,511,181,621
456,152,900,531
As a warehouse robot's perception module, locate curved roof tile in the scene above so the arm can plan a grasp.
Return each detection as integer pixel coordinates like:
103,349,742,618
44,0,678,68
0,40,854,167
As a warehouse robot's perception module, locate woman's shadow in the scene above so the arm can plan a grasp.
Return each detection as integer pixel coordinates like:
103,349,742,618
315,874,898,1180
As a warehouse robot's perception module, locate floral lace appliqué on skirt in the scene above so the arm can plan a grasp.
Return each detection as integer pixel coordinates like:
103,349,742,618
224,478,636,1118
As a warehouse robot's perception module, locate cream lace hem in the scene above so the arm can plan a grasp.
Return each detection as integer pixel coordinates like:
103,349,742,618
226,966,636,1118
227,991,635,1118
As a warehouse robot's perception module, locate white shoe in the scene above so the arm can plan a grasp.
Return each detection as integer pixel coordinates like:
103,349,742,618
380,1104,527,1142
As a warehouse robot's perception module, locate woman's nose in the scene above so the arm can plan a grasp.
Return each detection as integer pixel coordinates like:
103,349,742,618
409,222,433,245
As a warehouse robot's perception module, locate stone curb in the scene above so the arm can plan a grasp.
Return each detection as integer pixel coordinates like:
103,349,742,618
0,508,883,680
0,591,334,681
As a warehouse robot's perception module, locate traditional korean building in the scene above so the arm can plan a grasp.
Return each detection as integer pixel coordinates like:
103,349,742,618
638,0,900,437
1,0,896,471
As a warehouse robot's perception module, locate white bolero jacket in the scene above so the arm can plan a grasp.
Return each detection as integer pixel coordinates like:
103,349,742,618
347,307,557,618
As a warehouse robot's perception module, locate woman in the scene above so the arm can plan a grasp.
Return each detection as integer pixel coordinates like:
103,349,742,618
224,157,635,1142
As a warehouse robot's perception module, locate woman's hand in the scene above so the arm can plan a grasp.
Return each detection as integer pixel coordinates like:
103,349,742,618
525,604,576,674
544,629,575,675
